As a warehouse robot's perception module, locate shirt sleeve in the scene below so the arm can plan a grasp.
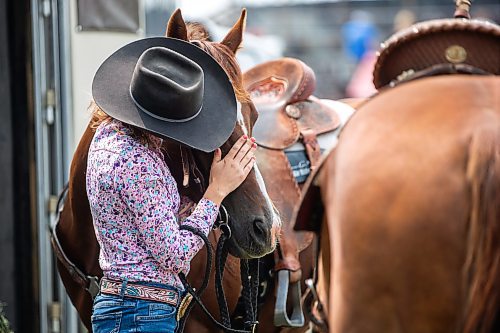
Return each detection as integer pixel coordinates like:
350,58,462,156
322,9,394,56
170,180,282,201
115,150,219,275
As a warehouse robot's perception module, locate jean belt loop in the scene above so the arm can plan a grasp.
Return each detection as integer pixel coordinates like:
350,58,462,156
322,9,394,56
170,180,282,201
120,278,128,299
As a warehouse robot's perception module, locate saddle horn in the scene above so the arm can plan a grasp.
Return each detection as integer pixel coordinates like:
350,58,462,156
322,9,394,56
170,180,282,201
454,0,472,19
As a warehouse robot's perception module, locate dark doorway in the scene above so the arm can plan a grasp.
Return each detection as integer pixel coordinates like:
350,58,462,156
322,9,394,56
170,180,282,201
0,0,37,332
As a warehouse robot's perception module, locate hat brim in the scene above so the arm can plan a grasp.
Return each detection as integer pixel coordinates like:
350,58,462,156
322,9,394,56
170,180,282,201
92,37,237,152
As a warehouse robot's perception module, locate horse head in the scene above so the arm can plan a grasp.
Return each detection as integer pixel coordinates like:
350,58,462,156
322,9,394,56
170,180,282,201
164,9,280,259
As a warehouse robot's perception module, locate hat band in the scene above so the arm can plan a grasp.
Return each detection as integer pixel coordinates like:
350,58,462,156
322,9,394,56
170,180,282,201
129,87,203,123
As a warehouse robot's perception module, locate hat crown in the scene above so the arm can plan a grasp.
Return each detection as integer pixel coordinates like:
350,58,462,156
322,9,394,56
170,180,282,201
130,47,205,122
92,37,237,152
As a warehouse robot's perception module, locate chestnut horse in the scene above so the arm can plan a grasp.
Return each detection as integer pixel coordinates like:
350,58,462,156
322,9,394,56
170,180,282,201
296,75,500,332
54,9,281,332
242,56,361,332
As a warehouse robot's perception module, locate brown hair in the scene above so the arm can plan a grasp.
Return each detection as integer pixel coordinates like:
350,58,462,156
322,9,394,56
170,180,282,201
88,101,160,149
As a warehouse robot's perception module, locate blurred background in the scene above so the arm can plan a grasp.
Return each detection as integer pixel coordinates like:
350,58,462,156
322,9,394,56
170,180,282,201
0,0,498,332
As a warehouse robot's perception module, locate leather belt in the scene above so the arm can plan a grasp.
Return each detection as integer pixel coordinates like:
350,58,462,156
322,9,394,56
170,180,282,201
100,278,179,306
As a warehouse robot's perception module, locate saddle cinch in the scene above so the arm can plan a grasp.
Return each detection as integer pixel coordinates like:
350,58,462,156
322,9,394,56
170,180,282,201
243,58,344,327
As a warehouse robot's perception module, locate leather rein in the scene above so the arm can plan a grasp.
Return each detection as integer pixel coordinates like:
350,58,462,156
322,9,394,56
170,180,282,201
177,208,260,333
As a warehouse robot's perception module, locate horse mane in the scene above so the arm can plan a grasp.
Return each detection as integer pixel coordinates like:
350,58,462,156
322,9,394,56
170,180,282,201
186,22,250,104
462,127,500,333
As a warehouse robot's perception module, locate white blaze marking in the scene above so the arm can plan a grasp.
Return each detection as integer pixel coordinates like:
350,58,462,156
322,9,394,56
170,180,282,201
236,102,248,136
254,164,281,228
238,101,280,229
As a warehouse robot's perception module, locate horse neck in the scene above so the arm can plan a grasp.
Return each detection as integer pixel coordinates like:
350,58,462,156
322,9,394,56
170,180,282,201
162,141,207,202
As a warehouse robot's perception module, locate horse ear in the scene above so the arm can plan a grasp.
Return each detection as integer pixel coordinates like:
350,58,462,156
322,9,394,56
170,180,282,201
221,8,247,54
166,8,188,41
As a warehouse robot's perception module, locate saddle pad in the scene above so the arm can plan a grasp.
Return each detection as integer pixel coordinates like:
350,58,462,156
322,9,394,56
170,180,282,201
374,19,500,88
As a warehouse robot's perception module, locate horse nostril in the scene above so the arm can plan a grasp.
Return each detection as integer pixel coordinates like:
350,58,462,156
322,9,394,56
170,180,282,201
253,219,268,239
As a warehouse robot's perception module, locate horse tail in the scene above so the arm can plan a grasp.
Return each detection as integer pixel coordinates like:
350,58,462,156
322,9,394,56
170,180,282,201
462,125,500,333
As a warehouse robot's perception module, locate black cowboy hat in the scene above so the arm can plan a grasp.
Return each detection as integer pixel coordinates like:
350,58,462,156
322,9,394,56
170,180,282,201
92,37,237,152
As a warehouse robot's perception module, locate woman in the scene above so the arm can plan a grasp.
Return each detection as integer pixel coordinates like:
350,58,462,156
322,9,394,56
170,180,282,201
88,37,255,332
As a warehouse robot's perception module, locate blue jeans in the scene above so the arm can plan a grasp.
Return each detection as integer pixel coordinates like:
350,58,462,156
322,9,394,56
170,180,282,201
91,280,180,333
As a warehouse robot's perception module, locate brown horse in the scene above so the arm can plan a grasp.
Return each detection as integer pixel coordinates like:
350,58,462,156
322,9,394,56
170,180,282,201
54,9,281,332
240,56,365,332
296,74,500,332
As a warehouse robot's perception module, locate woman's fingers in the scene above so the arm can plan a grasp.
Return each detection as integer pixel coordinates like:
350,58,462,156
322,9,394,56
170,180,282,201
212,148,222,165
226,135,248,159
239,143,256,165
243,156,256,174
236,140,255,162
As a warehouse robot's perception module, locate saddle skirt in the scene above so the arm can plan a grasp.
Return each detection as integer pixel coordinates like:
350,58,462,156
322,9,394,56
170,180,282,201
243,58,341,151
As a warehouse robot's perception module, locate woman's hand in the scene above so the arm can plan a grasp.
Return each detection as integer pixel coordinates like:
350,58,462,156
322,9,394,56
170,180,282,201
204,135,256,205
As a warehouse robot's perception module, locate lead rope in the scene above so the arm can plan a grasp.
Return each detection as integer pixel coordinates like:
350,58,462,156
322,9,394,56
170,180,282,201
215,233,231,328
240,259,260,332
177,207,259,333
212,210,260,333
177,225,213,333
250,259,260,326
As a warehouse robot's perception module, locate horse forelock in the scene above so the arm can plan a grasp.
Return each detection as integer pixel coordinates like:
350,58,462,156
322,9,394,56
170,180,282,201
185,22,210,41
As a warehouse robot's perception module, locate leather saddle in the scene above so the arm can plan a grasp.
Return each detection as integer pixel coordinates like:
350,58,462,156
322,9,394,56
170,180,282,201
243,58,344,327
244,58,340,168
373,18,500,89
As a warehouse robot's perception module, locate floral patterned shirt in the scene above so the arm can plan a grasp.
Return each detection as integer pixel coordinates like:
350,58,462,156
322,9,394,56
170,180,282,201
86,119,219,289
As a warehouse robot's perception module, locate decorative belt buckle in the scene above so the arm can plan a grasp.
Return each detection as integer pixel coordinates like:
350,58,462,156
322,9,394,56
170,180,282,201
177,293,193,321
